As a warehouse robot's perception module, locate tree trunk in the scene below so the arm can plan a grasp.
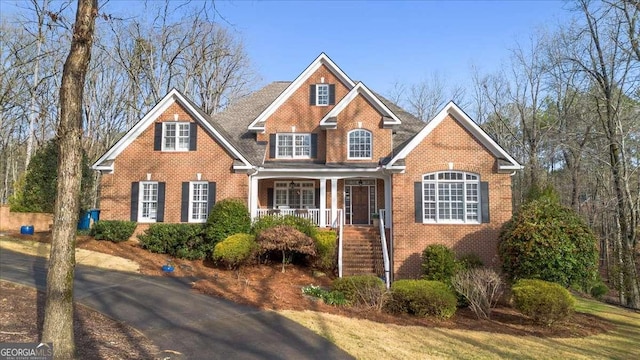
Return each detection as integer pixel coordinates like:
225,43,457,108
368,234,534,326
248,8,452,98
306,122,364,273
41,0,97,358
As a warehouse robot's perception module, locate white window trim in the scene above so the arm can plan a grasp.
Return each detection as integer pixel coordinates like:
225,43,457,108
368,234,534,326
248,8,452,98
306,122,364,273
274,181,315,209
316,84,329,106
138,181,158,223
421,171,481,225
162,122,190,152
275,133,311,159
347,129,373,160
188,181,209,223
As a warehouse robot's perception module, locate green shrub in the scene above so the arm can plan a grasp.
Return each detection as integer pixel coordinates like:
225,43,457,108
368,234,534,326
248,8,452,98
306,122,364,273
422,244,457,282
252,215,318,238
590,282,609,299
332,275,386,309
512,279,576,326
212,233,257,269
89,220,137,243
313,230,337,270
498,192,598,288
204,199,251,245
386,279,457,319
457,253,484,270
138,223,209,260
302,285,347,306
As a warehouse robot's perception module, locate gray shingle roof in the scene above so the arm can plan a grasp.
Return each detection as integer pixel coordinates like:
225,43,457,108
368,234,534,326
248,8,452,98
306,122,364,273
206,82,426,166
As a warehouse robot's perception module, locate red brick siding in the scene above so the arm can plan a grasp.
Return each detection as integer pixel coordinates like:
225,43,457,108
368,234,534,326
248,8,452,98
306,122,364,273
391,114,513,279
99,102,247,223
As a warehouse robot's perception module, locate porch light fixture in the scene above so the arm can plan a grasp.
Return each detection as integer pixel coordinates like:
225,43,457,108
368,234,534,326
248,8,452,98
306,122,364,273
358,179,363,186
289,180,296,188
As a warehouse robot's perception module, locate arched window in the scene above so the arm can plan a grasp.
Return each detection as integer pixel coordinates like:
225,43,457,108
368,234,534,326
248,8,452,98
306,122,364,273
421,171,480,223
348,129,372,159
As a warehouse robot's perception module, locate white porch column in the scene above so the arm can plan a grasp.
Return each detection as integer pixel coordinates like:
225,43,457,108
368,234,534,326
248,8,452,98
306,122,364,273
249,175,259,219
319,178,327,227
384,174,392,226
331,178,338,226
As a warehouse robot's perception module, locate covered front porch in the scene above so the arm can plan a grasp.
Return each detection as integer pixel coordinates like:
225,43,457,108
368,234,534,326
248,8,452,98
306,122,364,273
248,172,392,228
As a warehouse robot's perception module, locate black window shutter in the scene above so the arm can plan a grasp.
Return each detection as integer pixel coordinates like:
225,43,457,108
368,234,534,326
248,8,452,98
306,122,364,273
181,182,189,222
329,84,335,105
480,181,490,223
267,188,274,208
310,133,318,158
208,182,217,213
153,123,162,151
269,134,276,158
130,182,139,221
309,85,316,105
414,182,423,223
190,123,197,151
156,182,166,222
315,187,321,208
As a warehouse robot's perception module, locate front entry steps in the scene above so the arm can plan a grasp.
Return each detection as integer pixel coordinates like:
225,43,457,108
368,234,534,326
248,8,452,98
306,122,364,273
342,226,384,277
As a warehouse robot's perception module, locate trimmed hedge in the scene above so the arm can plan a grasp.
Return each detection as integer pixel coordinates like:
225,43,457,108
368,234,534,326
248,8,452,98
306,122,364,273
251,215,318,238
512,279,576,326
204,199,251,245
332,275,386,308
386,279,457,319
138,223,210,260
313,230,337,270
212,233,257,269
422,244,457,282
89,220,137,243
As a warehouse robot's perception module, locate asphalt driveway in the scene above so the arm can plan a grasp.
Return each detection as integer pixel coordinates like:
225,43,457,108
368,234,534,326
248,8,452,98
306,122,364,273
0,249,353,360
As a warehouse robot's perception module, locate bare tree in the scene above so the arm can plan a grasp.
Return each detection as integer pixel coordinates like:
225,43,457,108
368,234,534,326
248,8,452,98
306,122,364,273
41,1,97,358
406,72,467,121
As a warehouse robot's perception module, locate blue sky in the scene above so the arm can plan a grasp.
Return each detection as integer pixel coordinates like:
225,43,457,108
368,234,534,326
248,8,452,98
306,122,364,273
207,0,572,95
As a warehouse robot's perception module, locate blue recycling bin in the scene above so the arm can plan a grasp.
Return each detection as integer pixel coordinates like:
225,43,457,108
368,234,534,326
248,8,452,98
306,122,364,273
89,209,100,223
20,225,34,235
78,211,91,230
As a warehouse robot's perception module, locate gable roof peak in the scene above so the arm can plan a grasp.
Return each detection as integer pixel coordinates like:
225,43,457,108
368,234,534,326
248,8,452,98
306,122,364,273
247,53,356,132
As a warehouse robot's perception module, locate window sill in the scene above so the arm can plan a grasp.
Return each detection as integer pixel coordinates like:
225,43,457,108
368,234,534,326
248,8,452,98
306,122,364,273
421,221,481,225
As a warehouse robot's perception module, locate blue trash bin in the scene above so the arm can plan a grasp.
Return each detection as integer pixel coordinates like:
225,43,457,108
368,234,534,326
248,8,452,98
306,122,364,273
20,225,34,235
78,211,91,230
89,209,100,223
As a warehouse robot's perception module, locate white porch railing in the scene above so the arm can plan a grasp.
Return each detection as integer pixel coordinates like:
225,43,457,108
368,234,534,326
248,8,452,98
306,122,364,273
337,209,344,278
255,208,340,228
378,208,390,289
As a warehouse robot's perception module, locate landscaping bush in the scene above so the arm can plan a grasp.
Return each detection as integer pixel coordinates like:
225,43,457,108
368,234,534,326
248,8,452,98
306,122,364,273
252,214,318,238
385,279,457,319
212,233,257,269
498,190,598,288
256,225,316,272
511,279,576,326
302,285,347,306
457,253,484,271
332,275,386,309
138,224,209,260
313,230,337,271
422,244,457,282
204,199,251,245
89,220,137,243
452,268,503,319
590,281,609,300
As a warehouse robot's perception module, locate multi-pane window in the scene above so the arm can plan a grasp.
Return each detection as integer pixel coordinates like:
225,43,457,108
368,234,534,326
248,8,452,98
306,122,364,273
139,182,158,221
422,172,480,223
316,84,329,106
190,182,209,222
163,122,190,151
276,134,311,158
274,181,315,209
348,129,372,159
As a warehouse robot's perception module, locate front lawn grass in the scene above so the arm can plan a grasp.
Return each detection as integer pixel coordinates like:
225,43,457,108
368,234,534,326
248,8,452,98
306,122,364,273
279,297,640,359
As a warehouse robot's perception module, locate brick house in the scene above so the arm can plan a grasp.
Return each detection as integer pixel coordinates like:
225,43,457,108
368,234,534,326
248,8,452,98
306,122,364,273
92,53,522,282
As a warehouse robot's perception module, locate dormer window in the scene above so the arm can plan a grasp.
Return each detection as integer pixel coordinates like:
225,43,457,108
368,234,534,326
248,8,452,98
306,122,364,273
316,84,329,106
310,84,335,106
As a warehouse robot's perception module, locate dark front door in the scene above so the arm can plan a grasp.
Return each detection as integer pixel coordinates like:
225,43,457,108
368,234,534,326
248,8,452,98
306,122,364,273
351,186,369,225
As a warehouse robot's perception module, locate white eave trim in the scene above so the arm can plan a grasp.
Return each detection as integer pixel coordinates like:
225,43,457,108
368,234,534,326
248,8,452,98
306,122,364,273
247,53,356,132
91,88,253,170
319,82,401,128
387,101,522,169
